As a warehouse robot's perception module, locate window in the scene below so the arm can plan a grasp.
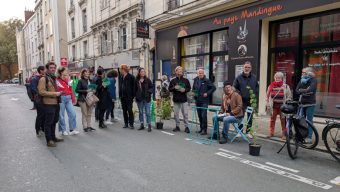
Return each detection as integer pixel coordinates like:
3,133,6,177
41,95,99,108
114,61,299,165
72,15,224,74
45,23,49,37
167,0,180,11
271,21,299,48
101,0,109,9
101,32,108,54
120,26,127,50
82,9,87,33
72,45,76,61
83,41,88,58
71,18,75,38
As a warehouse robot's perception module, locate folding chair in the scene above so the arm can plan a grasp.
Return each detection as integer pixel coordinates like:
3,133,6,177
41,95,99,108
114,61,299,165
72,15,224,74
229,106,253,144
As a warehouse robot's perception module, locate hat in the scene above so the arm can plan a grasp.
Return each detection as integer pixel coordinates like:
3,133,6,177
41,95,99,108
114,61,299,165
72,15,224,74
97,69,104,76
223,81,232,87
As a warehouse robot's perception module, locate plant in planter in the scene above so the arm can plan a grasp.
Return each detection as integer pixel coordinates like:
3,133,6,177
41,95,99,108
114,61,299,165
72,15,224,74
155,85,172,129
247,86,261,156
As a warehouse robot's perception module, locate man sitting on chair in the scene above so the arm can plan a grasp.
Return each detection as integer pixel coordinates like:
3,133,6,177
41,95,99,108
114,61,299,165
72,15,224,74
217,81,243,144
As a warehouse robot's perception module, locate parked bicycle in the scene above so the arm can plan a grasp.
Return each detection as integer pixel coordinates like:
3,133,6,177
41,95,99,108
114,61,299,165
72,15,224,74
278,94,340,163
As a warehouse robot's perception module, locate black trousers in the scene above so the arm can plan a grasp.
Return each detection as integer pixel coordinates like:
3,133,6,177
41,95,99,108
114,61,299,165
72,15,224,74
43,104,59,142
121,98,134,126
35,101,45,134
105,101,115,120
196,102,208,131
99,108,106,126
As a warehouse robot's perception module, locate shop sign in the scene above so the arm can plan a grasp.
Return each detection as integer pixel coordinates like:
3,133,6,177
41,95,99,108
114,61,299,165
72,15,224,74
136,19,149,38
314,48,338,54
212,4,284,26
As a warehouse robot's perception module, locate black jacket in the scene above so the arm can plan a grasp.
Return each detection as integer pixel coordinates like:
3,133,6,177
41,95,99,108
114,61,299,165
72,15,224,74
135,77,153,102
119,73,136,101
96,77,111,110
233,72,259,107
192,76,216,104
76,78,92,102
169,76,191,103
296,77,317,105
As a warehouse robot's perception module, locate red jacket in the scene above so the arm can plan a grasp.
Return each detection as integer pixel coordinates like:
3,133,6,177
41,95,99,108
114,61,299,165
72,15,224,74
56,77,75,104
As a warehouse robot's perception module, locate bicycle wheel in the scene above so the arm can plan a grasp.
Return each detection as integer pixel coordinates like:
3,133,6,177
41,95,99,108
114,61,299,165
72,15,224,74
298,120,319,149
323,124,340,162
286,123,299,159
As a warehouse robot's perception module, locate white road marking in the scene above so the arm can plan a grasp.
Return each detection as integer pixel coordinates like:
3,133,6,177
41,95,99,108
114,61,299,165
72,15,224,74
161,131,175,136
10,97,18,101
218,148,242,156
185,138,193,141
215,152,332,190
121,169,148,186
265,162,300,173
330,176,340,185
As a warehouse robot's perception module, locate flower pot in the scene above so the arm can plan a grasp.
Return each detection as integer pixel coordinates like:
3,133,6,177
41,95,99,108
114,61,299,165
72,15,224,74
156,122,163,129
249,144,261,156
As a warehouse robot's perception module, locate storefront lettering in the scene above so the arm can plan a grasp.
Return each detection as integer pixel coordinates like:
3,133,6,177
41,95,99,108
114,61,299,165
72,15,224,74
314,48,338,54
212,4,283,26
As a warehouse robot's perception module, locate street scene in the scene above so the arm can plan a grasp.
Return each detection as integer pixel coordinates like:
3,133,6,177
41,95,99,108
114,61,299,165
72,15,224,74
0,0,340,192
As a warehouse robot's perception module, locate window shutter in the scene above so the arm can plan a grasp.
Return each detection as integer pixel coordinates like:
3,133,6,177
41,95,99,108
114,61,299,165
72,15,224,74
113,27,119,52
107,30,112,53
127,21,132,49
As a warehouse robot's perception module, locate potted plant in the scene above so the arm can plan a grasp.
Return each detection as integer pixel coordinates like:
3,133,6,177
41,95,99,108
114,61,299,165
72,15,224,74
247,86,261,156
154,85,172,129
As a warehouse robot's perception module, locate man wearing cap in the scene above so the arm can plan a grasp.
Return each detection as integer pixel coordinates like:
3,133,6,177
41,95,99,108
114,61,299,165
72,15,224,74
214,81,243,144
119,64,136,129
168,66,191,133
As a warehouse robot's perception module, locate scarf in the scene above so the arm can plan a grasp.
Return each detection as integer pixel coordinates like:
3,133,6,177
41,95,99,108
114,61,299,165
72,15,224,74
301,76,311,85
267,80,283,98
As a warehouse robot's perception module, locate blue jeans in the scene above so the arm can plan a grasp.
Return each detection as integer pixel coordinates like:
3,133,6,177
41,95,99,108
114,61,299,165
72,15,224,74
196,103,208,130
222,116,238,137
137,101,151,125
303,105,315,139
59,95,77,132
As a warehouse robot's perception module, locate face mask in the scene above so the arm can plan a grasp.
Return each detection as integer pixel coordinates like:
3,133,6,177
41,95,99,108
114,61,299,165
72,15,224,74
301,76,310,84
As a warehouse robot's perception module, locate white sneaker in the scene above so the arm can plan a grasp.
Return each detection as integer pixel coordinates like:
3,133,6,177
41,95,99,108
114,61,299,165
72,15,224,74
62,131,69,136
69,130,80,135
105,121,113,125
247,133,253,139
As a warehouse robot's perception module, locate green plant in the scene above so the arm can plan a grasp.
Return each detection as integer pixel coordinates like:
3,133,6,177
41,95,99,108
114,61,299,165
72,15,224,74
247,86,259,145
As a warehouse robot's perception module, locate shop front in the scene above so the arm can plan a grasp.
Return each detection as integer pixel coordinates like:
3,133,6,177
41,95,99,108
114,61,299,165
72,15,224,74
155,0,340,117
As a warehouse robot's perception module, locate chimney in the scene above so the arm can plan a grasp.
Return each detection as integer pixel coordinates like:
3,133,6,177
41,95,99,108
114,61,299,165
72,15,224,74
24,10,35,23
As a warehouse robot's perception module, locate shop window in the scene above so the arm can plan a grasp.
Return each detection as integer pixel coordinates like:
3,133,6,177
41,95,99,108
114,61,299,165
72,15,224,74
269,51,296,88
212,55,229,104
182,34,210,56
303,47,340,117
213,30,229,52
271,21,299,48
181,56,209,86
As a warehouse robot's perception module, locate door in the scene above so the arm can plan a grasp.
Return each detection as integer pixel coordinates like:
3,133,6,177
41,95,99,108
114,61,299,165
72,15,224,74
162,60,171,78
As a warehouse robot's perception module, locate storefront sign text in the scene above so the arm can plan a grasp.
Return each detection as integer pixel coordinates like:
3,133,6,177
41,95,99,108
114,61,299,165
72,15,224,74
314,48,338,54
212,4,283,26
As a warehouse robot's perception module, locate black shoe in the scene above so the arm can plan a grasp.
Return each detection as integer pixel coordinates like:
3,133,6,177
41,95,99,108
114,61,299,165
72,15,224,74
99,124,107,128
130,124,134,129
84,128,90,132
196,129,203,134
138,124,145,131
54,138,64,142
184,127,190,133
123,124,129,128
173,126,180,132
89,127,96,131
219,135,228,144
200,130,207,135
211,133,219,140
147,124,152,132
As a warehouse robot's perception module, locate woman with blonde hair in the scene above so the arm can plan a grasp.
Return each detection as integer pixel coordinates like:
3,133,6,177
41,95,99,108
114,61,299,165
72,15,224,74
266,72,291,139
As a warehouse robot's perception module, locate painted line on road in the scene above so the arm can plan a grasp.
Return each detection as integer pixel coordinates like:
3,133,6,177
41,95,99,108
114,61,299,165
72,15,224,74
218,148,242,156
215,152,332,190
265,162,300,173
161,131,175,136
185,138,193,141
10,97,18,101
330,176,340,186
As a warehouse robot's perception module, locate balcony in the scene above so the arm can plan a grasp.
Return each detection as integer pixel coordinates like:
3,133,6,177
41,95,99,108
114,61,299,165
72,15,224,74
78,0,87,7
167,0,180,11
68,4,75,15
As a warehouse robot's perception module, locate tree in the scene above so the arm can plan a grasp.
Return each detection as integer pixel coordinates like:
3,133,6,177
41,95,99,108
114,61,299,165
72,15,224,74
0,18,24,80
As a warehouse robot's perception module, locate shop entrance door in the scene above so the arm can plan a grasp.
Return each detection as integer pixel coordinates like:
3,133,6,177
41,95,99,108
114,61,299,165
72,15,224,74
162,60,171,78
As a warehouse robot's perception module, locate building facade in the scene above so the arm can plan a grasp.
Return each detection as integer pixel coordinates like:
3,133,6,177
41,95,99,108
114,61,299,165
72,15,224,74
148,0,340,117
16,27,26,84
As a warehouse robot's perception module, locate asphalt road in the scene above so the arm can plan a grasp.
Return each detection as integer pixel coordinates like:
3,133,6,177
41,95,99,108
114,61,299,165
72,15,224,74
0,84,339,192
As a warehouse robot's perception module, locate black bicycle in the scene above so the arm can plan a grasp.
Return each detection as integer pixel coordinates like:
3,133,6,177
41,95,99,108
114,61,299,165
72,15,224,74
278,94,319,159
323,105,340,162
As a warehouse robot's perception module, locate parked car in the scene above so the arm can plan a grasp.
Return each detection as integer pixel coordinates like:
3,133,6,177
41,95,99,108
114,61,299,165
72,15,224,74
11,78,19,84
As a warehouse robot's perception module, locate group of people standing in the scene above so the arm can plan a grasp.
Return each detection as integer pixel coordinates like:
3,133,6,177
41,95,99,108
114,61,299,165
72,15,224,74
28,59,317,147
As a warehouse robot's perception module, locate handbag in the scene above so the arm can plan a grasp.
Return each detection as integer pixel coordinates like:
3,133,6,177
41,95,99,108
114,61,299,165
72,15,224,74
85,92,99,107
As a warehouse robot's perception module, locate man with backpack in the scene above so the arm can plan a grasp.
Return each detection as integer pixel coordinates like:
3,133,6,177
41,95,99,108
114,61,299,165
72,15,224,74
38,62,64,147
31,66,46,136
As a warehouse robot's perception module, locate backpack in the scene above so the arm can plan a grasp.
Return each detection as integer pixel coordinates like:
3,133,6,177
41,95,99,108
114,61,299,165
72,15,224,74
292,115,309,142
25,83,34,101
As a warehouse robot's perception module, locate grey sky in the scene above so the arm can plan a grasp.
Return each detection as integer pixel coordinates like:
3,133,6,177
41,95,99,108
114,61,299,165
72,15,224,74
0,0,35,22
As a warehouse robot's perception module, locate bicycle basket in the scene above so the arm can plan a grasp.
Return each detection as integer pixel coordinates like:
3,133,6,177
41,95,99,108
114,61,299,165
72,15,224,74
280,101,298,114
292,115,309,141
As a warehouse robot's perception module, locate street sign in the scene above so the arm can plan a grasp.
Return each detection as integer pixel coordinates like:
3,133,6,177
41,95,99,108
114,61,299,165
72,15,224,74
136,19,149,38
61,58,68,67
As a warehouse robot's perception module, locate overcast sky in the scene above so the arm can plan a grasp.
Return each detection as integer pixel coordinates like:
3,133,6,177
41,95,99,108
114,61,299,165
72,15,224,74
0,0,35,22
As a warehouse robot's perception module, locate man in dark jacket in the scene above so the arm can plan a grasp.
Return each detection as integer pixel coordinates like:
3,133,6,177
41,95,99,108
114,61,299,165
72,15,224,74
233,61,258,136
96,69,110,128
31,66,46,136
119,64,136,129
296,67,317,143
192,69,216,135
169,66,191,133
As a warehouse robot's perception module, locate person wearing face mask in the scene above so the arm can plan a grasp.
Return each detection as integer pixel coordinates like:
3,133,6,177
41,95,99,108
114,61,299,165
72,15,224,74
266,72,291,140
296,67,317,144
233,61,259,138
